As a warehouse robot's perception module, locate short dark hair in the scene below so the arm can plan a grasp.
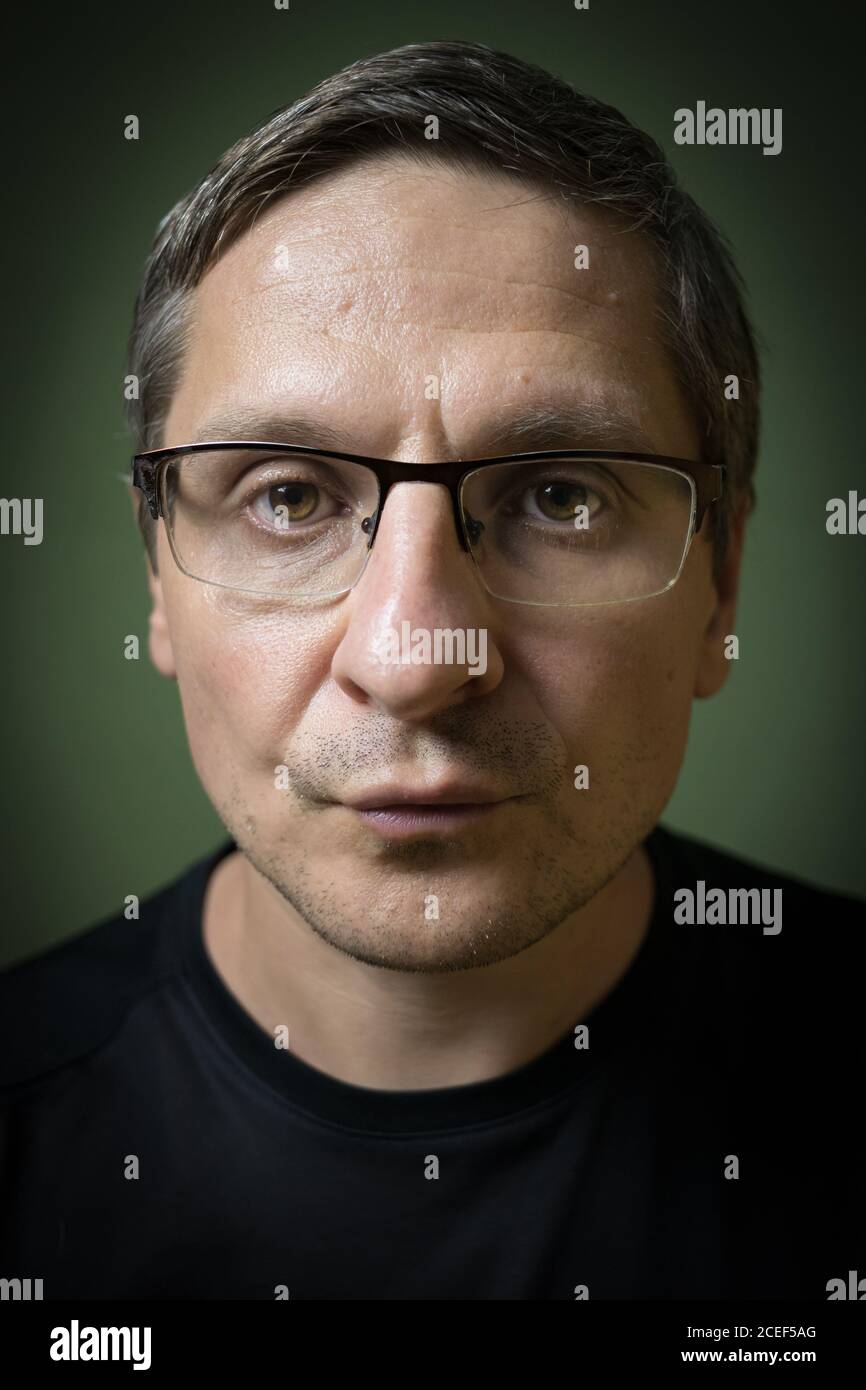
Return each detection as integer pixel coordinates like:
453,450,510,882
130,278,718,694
125,38,759,571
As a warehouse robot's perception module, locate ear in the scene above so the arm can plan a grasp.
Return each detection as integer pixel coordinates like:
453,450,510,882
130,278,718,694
693,502,748,699
128,486,177,680
145,548,178,680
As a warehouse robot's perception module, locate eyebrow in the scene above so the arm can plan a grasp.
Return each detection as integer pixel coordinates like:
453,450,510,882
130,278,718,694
479,403,659,456
191,411,356,451
190,401,660,457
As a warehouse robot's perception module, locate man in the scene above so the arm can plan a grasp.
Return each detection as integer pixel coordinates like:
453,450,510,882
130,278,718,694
1,40,862,1301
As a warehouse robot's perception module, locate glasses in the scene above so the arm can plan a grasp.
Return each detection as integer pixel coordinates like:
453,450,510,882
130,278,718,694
131,442,724,608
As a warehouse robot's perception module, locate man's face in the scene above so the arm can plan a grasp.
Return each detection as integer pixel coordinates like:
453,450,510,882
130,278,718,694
150,155,738,971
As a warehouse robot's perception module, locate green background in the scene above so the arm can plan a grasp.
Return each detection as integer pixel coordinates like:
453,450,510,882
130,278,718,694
2,0,863,966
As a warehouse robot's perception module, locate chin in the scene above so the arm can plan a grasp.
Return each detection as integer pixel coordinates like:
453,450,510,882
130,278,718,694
297,894,556,974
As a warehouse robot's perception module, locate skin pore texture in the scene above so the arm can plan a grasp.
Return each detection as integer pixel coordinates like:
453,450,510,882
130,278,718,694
143,154,744,1090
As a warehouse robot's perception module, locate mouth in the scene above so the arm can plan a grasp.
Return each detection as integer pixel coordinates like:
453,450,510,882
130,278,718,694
339,785,517,839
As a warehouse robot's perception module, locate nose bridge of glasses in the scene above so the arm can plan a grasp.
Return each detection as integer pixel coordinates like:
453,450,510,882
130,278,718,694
364,459,475,552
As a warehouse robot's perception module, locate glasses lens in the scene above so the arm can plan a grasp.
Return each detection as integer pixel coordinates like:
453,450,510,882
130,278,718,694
161,449,379,597
461,457,695,605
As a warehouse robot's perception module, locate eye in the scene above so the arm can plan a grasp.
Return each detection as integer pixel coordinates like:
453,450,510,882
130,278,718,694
523,480,603,523
251,480,338,528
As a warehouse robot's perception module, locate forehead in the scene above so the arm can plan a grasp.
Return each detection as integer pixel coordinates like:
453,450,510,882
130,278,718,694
165,155,696,456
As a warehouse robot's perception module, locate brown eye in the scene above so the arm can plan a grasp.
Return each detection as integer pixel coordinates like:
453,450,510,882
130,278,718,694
534,481,591,522
268,482,319,525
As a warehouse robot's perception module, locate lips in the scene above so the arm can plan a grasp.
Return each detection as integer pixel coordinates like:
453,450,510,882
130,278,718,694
350,802,507,838
343,785,511,811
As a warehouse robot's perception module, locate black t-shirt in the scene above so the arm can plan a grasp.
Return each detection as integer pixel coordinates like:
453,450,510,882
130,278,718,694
1,823,863,1301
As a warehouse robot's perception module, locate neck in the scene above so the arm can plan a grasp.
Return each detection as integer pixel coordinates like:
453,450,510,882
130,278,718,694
202,841,655,1091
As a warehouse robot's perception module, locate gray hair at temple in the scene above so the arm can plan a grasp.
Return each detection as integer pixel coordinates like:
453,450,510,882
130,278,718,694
124,38,760,572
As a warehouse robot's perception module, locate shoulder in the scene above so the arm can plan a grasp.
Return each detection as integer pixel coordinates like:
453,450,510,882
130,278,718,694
650,821,865,1050
653,820,865,929
0,845,226,1095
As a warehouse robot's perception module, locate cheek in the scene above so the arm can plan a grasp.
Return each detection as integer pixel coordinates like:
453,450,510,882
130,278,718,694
515,593,700,783
166,585,338,790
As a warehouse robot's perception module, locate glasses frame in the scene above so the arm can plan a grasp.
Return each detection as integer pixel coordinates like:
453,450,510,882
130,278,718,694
131,441,725,606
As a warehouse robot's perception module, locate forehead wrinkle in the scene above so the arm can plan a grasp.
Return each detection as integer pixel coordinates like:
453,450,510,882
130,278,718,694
244,195,640,278
250,263,622,313
230,272,641,349
292,325,640,350
248,212,636,268
203,202,657,338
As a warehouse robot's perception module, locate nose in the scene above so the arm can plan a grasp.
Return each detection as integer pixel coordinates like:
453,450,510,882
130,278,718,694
331,480,504,722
